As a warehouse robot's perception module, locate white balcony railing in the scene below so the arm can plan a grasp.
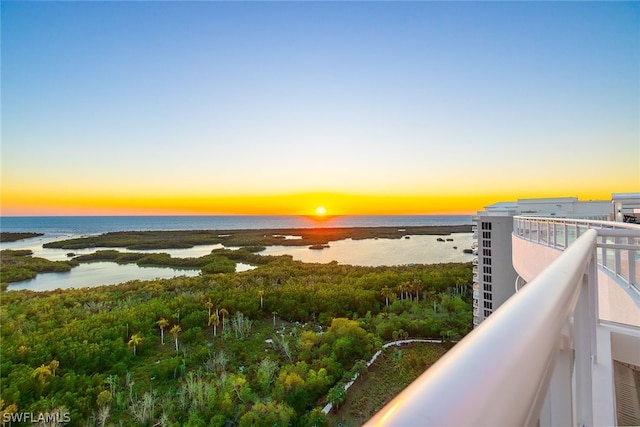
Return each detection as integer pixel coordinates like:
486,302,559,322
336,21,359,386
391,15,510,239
365,218,640,426
513,216,640,295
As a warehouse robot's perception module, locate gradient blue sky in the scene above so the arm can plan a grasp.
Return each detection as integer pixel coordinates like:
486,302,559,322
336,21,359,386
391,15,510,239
2,1,638,215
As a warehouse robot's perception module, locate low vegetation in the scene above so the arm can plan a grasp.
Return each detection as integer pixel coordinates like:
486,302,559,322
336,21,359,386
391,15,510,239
42,225,472,250
0,247,272,285
0,249,78,287
0,253,472,426
72,247,269,275
329,342,450,426
0,232,44,243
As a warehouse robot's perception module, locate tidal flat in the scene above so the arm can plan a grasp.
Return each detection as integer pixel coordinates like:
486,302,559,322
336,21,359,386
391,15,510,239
42,225,473,250
3,225,473,291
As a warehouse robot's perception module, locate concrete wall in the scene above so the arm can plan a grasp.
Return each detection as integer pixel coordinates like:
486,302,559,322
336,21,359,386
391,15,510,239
511,237,563,282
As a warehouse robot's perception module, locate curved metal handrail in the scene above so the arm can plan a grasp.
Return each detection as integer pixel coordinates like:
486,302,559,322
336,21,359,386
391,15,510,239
515,216,640,231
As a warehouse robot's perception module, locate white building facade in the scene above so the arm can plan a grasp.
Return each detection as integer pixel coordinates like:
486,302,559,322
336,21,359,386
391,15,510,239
366,192,640,426
472,197,613,327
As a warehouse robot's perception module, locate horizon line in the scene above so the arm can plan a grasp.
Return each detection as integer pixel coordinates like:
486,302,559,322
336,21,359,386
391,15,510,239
0,212,475,218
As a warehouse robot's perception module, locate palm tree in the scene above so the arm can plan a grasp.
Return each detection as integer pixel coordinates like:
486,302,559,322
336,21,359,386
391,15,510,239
219,308,229,333
31,364,52,386
0,399,18,423
381,287,393,307
208,313,220,337
205,299,214,318
170,325,182,353
398,282,410,300
49,359,59,376
156,318,169,345
413,280,424,301
258,290,265,310
128,334,142,356
406,281,415,301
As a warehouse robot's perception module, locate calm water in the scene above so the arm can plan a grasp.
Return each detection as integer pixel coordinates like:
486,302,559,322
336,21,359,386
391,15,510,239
260,234,474,266
7,263,201,291
1,215,473,291
0,215,472,235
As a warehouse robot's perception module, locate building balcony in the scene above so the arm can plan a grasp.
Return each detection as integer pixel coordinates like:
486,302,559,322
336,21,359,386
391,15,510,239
365,217,640,426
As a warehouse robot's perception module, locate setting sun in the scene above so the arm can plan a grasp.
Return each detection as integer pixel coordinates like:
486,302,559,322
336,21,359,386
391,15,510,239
315,206,327,216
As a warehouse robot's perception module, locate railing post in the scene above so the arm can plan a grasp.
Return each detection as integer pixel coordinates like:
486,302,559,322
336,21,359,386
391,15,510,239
592,325,617,426
629,236,637,288
540,332,573,426
614,235,622,278
600,238,607,273
537,219,541,243
589,255,599,361
573,256,598,426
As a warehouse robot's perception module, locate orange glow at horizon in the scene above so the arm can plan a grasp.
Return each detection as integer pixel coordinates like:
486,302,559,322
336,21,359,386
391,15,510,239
1,186,625,217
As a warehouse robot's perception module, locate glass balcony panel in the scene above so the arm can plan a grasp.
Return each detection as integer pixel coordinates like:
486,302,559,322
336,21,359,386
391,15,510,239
604,237,616,272
597,241,605,266
540,226,548,244
555,223,565,248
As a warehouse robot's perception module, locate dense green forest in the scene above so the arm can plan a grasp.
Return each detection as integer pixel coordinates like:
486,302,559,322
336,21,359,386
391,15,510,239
1,250,472,426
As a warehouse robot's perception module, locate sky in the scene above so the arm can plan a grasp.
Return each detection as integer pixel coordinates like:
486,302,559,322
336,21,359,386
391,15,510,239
1,1,638,216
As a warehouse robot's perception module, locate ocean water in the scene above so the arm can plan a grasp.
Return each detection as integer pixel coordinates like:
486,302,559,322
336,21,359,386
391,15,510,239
1,215,474,291
0,215,473,237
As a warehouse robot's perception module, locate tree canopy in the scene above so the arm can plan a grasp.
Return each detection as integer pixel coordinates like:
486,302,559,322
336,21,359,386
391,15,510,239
1,253,472,426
